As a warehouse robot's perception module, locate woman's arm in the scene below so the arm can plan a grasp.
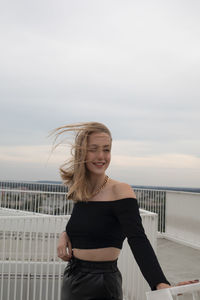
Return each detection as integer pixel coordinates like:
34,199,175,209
57,231,72,261
112,183,170,290
112,183,199,290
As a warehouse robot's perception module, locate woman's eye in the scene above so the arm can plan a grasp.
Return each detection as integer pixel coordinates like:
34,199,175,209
88,148,110,152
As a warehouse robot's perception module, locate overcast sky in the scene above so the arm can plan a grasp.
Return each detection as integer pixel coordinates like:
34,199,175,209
0,0,200,187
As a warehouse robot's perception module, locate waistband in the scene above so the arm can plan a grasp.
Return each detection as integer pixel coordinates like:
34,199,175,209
64,256,119,276
71,256,118,269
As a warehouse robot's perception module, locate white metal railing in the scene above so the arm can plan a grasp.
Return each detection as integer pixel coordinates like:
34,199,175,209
0,207,48,217
0,180,67,193
135,189,200,250
1,188,200,250
146,282,200,300
0,189,73,215
0,215,68,300
135,188,166,233
0,187,166,233
0,209,157,300
0,187,164,226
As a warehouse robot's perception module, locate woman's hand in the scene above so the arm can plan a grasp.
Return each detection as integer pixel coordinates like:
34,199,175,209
176,279,199,286
156,279,199,290
57,231,72,261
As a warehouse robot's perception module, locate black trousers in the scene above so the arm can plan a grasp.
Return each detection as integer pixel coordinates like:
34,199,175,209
61,256,123,300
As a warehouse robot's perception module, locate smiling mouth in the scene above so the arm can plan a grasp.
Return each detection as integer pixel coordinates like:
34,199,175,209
93,162,105,167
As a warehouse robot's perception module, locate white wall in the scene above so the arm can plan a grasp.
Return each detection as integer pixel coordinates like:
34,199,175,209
165,191,200,250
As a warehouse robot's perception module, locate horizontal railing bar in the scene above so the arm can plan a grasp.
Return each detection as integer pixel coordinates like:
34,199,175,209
0,189,67,195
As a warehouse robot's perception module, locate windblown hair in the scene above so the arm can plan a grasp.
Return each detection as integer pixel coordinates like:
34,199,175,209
50,122,112,201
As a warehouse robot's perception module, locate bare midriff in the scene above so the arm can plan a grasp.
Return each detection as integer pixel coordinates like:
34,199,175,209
73,247,121,261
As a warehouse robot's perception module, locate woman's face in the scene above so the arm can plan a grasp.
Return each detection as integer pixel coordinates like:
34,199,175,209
85,132,111,176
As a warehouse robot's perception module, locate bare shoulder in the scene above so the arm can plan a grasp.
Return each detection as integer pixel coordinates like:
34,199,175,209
109,179,136,200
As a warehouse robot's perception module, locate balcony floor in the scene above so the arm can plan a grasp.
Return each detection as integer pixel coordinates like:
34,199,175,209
157,238,200,285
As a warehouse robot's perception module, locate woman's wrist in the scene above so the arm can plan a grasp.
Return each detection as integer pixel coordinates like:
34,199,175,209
156,283,171,290
61,231,67,239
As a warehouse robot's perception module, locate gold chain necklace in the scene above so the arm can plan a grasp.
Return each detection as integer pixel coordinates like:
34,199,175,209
92,175,109,197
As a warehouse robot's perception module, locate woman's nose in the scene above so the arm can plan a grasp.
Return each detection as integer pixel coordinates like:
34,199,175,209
96,150,104,159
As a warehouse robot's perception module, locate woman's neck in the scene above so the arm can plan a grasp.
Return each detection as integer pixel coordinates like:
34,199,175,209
88,173,106,193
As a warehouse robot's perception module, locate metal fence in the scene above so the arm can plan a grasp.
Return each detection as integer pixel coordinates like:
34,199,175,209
135,188,166,233
0,181,67,193
0,187,166,233
0,189,73,215
0,208,158,300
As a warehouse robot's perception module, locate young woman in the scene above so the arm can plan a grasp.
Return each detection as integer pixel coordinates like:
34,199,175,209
52,122,196,300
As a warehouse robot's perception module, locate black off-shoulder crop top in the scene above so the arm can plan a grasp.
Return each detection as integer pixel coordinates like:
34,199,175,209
66,197,170,290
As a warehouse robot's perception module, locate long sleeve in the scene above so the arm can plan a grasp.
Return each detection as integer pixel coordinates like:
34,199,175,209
113,198,170,290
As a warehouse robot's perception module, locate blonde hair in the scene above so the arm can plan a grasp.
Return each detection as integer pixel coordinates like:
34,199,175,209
50,122,112,201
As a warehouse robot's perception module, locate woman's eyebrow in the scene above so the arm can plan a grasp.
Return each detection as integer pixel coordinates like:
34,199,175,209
89,144,110,147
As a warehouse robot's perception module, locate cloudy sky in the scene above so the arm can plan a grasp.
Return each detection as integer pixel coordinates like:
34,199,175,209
1,0,200,187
